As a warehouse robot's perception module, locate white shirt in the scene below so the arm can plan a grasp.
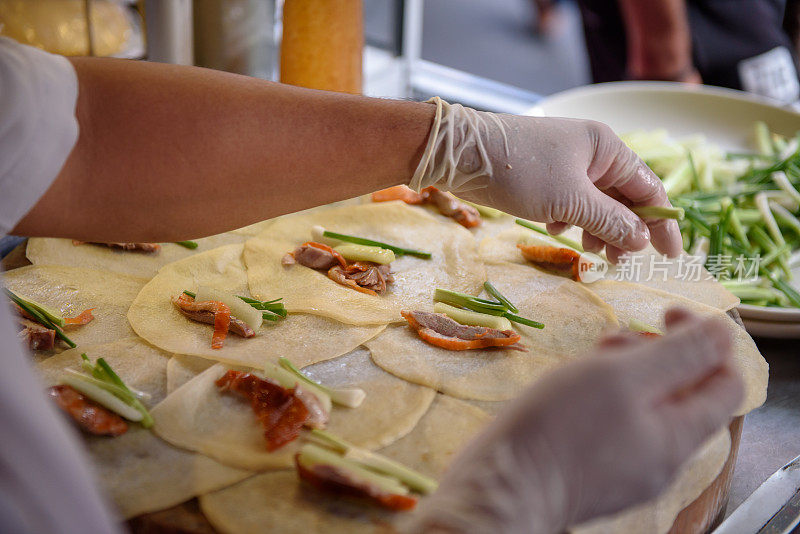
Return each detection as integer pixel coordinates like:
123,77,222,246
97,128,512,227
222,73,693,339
0,38,121,534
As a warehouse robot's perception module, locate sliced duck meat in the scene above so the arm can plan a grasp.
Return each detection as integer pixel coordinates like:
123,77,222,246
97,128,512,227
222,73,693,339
73,241,161,253
422,187,481,228
327,261,394,296
64,308,95,326
16,318,56,350
49,385,128,436
517,244,584,281
371,184,426,204
172,294,255,338
282,242,347,270
295,458,418,511
216,370,311,451
401,310,525,351
372,185,482,228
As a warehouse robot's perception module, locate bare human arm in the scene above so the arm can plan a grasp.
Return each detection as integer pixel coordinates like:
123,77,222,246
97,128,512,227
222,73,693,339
617,0,700,83
12,57,434,242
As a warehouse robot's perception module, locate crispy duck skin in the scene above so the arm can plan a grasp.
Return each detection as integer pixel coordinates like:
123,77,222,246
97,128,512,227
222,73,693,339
172,295,255,338
216,370,311,451
401,310,525,351
517,244,583,281
16,317,56,350
49,385,128,437
295,458,418,511
72,241,161,253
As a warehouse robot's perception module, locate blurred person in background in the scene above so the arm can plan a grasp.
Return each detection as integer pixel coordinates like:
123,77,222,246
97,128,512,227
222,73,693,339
577,0,800,105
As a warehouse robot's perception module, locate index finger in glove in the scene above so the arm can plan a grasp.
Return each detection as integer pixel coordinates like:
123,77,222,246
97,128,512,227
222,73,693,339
592,139,683,258
626,311,733,401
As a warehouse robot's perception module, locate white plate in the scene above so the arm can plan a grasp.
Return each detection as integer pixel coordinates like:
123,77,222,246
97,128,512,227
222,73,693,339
530,81,800,335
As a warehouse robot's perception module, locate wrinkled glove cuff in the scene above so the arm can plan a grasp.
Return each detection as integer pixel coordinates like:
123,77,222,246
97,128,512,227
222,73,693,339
409,97,506,194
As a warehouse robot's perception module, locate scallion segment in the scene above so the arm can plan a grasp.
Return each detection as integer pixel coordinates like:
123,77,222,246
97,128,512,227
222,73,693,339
279,357,366,408
483,281,519,313
175,241,199,249
433,287,544,329
630,206,685,221
321,229,431,259
515,219,584,252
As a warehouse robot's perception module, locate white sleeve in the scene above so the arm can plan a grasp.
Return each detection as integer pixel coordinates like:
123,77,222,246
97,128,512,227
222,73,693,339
0,39,121,533
0,37,79,234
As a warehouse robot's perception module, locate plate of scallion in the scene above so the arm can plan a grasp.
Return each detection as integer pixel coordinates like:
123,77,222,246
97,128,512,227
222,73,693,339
532,82,800,336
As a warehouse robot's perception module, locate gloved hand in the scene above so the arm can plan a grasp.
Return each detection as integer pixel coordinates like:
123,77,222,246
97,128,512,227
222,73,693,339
410,98,683,262
408,308,743,534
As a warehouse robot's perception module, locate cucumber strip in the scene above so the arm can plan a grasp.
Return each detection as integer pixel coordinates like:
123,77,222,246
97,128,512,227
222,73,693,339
433,302,513,330
6,289,65,326
60,372,143,422
174,241,199,249
297,444,410,496
307,430,438,494
458,199,505,218
195,286,263,330
333,244,395,264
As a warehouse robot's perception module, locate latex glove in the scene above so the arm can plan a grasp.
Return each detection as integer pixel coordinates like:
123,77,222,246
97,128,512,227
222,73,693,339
410,98,683,262
408,308,743,534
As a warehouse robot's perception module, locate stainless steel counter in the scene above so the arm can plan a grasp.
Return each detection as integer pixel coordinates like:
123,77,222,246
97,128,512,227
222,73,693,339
726,337,800,517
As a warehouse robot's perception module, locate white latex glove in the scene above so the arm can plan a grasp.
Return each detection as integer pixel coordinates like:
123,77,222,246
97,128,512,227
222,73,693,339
410,98,683,262
408,308,743,534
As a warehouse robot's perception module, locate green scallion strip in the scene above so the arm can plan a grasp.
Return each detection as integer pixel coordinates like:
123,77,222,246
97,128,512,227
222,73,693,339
631,205,685,221
483,281,518,313
502,311,544,329
175,241,199,249
182,290,287,318
322,230,431,259
515,219,584,252
5,289,75,348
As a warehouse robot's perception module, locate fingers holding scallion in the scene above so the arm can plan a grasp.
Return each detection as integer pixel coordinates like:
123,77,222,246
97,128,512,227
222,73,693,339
623,122,800,308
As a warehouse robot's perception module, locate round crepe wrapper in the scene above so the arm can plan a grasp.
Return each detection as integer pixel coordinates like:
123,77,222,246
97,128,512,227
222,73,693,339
35,338,251,519
127,243,384,368
573,428,731,534
244,201,486,325
586,280,768,416
4,264,146,360
366,263,619,401
26,232,247,280
150,348,436,471
479,225,740,312
199,395,490,534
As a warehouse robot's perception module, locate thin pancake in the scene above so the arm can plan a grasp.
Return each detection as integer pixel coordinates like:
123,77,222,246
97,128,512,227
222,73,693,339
586,280,767,415
4,265,146,360
480,225,739,311
366,263,618,401
26,232,247,280
151,348,436,471
199,395,490,534
128,244,384,368
35,338,251,519
244,202,485,325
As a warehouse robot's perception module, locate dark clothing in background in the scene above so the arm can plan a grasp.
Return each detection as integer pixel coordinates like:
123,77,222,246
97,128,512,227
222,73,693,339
577,0,800,90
